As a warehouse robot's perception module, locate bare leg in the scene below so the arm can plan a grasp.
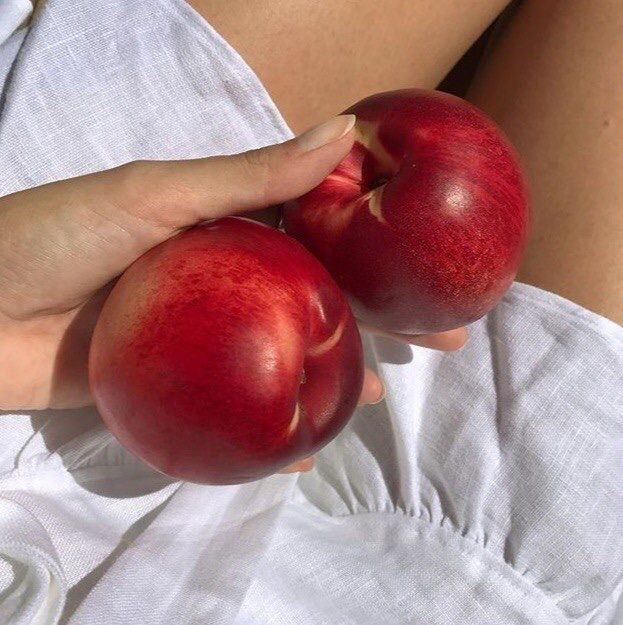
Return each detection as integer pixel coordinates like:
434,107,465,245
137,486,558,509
468,0,623,323
188,0,510,132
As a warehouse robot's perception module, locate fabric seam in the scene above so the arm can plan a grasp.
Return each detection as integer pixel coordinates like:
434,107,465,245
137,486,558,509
326,507,573,623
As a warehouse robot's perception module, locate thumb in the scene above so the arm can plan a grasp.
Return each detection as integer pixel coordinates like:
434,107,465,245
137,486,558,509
121,114,357,228
0,115,356,319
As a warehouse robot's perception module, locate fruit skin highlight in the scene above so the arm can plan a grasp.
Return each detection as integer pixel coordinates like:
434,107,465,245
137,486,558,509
89,217,364,485
283,89,530,334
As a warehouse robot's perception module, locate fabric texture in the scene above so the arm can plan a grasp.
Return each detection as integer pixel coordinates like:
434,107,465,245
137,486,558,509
0,0,622,623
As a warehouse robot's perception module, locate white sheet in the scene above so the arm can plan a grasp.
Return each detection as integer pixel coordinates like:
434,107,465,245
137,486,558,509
1,1,622,623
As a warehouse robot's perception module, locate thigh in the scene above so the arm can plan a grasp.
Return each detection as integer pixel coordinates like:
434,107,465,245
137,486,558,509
187,0,510,132
468,0,623,323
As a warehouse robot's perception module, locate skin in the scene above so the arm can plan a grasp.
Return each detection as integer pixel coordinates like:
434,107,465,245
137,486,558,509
468,0,623,324
0,119,464,475
190,0,623,326
8,0,615,474
187,0,511,133
0,122,366,411
183,0,622,469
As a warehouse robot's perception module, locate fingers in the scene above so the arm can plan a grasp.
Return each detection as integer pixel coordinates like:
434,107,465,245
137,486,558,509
278,366,385,476
358,367,386,405
123,114,357,229
361,324,468,351
279,456,315,474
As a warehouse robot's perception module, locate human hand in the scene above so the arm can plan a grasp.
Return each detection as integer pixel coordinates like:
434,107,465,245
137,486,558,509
0,114,465,472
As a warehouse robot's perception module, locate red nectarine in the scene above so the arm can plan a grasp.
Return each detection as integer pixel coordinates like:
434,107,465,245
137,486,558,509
283,89,530,334
89,217,364,484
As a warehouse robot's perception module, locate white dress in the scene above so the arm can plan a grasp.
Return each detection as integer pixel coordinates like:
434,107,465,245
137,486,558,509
0,1,621,624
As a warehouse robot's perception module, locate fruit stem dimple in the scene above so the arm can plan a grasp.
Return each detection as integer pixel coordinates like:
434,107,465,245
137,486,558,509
368,175,389,191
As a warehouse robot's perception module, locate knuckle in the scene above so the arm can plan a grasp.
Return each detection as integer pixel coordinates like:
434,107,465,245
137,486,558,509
240,148,273,203
108,161,180,227
108,161,155,207
242,147,271,171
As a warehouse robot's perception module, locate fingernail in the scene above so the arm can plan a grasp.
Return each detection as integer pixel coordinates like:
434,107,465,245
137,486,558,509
371,382,386,405
295,114,356,153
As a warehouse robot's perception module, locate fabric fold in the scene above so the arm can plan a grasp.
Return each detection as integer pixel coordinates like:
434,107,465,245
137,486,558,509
0,498,66,625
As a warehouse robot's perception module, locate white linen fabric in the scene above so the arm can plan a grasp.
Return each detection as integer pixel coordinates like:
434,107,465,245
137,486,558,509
0,1,622,624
